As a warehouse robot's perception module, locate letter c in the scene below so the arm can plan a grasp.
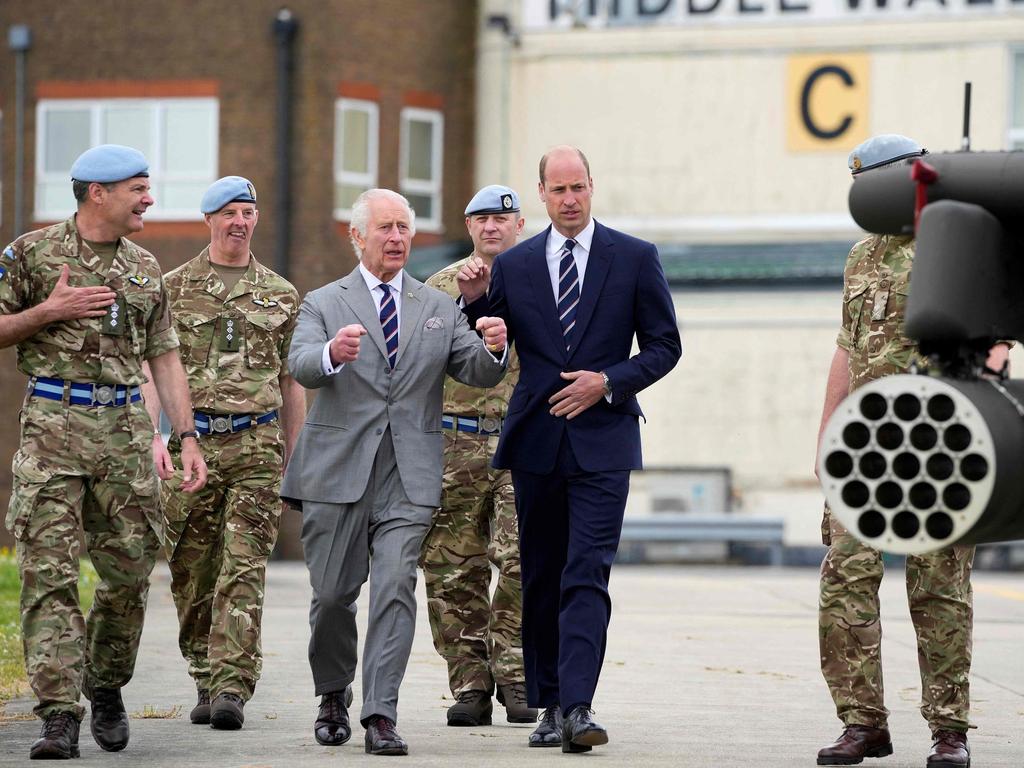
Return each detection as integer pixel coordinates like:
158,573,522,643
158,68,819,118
801,65,855,140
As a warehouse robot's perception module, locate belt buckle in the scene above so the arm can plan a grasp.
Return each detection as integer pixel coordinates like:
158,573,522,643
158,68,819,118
95,385,114,405
480,417,499,433
212,416,231,433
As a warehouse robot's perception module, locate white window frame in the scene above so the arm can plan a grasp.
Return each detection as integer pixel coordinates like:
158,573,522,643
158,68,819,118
34,98,219,221
399,107,444,232
333,98,379,221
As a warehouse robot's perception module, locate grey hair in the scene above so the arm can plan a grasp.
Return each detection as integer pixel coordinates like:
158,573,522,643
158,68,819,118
349,188,417,259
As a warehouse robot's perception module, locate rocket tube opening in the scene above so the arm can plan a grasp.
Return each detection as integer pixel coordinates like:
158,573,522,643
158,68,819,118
927,454,955,481
859,393,888,421
843,423,871,450
893,393,922,421
893,452,921,480
910,424,938,450
892,511,921,539
876,423,904,450
825,451,854,478
858,451,887,480
858,510,887,539
925,512,955,540
876,481,904,509
927,394,956,422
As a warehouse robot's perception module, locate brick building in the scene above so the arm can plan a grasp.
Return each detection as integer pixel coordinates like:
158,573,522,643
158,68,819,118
0,1,479,548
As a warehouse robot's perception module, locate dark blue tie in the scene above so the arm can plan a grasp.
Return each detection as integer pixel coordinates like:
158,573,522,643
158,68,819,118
379,283,398,369
557,239,580,350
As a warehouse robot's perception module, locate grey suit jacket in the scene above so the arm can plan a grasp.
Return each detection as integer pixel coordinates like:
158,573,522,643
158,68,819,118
281,266,506,507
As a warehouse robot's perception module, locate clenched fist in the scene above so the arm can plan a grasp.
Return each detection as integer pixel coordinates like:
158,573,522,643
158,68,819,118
476,316,507,354
329,324,367,366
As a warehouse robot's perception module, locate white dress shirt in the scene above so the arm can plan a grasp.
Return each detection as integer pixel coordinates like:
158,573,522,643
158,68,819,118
321,264,404,375
545,217,595,302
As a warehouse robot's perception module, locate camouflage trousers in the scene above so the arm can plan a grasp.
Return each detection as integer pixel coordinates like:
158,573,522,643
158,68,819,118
819,507,974,732
6,395,161,720
163,422,284,701
420,431,526,696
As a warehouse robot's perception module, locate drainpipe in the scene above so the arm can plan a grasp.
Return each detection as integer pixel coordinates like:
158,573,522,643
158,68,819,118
8,24,32,239
273,9,298,280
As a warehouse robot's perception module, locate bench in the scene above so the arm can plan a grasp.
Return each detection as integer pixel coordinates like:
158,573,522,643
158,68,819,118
617,514,786,566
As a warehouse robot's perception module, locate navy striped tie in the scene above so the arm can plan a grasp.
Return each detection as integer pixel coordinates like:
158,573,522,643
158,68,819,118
378,283,398,369
557,239,580,350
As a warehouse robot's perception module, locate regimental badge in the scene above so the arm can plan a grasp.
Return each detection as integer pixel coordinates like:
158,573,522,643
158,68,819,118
2,246,15,261
852,156,863,171
246,182,257,201
252,297,278,308
128,275,151,287
502,194,513,210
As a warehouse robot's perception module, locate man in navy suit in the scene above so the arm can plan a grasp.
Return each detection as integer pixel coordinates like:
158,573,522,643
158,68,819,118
458,146,681,753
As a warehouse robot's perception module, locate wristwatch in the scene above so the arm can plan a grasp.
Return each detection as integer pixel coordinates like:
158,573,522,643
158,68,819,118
600,371,611,396
179,430,200,442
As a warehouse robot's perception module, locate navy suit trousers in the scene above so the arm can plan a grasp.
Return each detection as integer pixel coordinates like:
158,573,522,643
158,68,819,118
512,432,629,714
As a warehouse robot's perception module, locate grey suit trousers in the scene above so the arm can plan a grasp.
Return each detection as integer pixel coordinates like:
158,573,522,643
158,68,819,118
300,428,433,725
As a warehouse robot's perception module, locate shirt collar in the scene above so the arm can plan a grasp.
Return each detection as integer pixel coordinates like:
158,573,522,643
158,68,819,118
549,217,595,254
358,261,404,295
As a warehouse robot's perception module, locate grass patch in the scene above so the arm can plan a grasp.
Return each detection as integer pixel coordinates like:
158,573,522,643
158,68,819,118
0,548,98,707
130,704,182,719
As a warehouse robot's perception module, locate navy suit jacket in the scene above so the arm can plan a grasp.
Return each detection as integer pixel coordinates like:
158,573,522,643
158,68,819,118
467,220,681,474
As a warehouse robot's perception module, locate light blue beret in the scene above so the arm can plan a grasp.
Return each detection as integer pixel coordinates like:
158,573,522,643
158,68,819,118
200,176,257,214
70,144,149,183
465,184,519,216
848,134,927,175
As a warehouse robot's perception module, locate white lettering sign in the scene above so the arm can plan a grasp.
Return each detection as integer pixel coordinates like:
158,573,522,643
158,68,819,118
523,0,1024,28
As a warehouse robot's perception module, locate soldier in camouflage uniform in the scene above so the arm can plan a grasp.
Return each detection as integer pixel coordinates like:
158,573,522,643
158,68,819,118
0,144,207,760
420,185,536,727
143,177,304,732
815,135,1009,768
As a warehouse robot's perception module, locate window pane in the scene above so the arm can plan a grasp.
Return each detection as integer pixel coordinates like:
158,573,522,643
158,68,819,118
156,181,208,212
1015,54,1024,129
39,181,74,213
44,110,91,173
339,109,370,175
406,192,433,221
164,104,214,174
336,182,365,212
103,106,153,158
406,120,434,181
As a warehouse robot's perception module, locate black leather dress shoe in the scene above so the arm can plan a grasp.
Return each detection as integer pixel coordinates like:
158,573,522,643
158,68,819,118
364,715,408,756
315,688,353,746
561,706,608,754
817,725,893,765
90,688,129,752
529,705,562,748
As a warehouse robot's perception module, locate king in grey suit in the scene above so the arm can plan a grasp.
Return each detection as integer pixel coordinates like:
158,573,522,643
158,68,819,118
280,189,508,756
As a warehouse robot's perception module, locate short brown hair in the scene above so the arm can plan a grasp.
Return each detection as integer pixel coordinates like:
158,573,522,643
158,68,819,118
539,147,591,184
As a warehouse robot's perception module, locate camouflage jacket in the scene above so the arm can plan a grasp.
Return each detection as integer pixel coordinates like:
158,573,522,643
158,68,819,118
426,255,520,418
163,248,298,414
836,234,922,392
0,216,178,385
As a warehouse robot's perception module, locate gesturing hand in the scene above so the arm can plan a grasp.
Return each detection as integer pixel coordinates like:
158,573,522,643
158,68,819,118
457,256,490,304
43,264,116,321
330,324,367,366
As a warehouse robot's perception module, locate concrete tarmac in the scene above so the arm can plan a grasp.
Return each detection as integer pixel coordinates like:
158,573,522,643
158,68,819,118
1,561,1022,767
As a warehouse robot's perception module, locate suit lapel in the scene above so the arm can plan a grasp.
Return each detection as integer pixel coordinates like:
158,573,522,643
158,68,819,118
396,274,427,367
338,267,389,363
567,221,613,364
524,227,568,360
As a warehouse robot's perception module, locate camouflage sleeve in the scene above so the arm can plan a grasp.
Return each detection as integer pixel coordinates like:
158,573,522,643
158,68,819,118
143,275,180,359
278,290,300,378
835,244,859,352
0,241,30,314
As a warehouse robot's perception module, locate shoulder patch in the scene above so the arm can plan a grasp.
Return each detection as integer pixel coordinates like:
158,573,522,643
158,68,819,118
2,246,15,261
0,265,7,280
128,275,152,287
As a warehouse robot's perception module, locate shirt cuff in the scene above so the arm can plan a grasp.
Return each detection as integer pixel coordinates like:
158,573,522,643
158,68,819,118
483,338,508,365
321,341,345,375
